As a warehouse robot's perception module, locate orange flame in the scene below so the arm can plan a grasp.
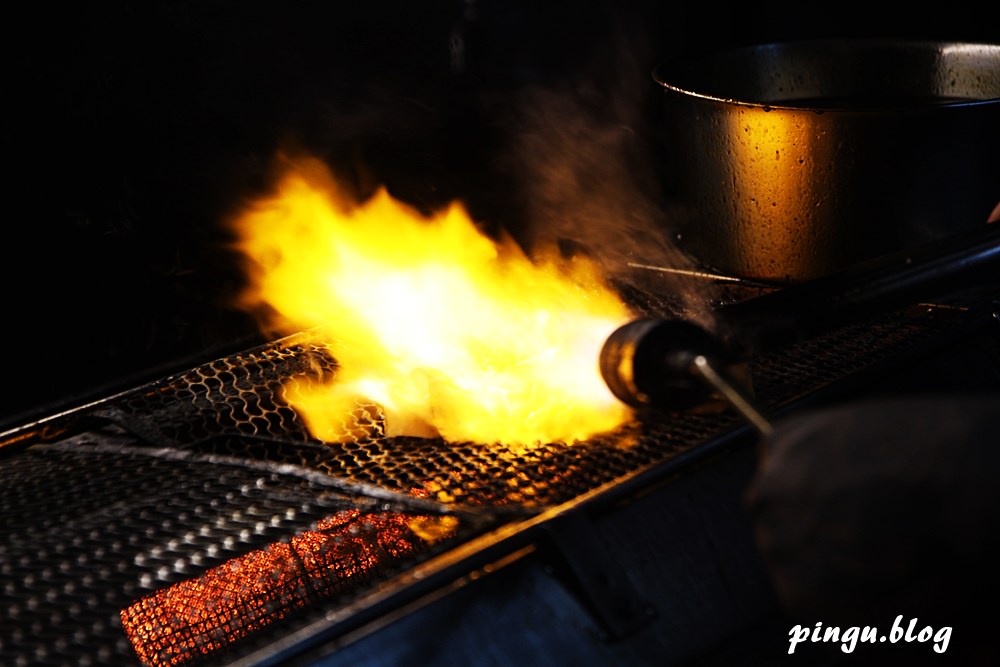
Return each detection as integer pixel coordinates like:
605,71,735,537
230,157,634,446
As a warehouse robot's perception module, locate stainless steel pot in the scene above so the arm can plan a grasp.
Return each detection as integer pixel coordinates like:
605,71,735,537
652,39,1000,282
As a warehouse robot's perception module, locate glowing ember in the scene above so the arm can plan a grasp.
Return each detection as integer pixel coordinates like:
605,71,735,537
120,511,454,666
230,156,635,446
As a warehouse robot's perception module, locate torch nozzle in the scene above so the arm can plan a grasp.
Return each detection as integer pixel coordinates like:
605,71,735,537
600,318,773,434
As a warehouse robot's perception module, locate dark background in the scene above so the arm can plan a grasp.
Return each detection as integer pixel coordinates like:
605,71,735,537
2,0,998,427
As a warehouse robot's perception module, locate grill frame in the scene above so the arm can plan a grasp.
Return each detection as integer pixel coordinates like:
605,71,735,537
1,285,997,666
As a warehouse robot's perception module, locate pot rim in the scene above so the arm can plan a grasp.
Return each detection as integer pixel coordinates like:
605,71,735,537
652,38,1000,112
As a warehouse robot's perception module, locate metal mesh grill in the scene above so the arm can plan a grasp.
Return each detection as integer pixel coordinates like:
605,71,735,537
0,301,965,666
120,509,458,666
0,438,481,667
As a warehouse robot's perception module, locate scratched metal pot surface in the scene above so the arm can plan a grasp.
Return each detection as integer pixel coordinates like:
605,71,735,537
653,39,1000,283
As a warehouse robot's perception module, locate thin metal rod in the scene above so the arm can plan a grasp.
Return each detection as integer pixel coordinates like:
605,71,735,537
689,355,774,436
626,262,751,283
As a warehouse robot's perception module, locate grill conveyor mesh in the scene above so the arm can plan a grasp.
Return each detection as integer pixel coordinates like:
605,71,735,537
0,304,956,666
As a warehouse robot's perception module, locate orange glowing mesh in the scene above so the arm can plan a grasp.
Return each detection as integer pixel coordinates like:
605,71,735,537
230,155,635,447
120,510,457,667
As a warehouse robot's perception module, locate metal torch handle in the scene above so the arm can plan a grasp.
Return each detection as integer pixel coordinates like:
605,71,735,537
689,355,774,436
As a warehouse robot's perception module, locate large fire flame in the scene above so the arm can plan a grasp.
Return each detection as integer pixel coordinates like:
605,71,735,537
230,157,634,446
